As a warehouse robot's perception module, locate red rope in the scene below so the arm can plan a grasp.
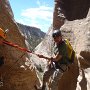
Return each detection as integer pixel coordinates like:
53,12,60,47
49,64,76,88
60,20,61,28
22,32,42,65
3,40,32,53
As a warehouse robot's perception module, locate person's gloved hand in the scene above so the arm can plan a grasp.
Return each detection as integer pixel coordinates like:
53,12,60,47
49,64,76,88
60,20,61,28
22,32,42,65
37,54,44,58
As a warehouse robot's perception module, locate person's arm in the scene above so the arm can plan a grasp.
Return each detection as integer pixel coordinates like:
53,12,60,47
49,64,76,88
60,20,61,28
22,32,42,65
37,54,51,61
52,52,62,62
37,53,62,62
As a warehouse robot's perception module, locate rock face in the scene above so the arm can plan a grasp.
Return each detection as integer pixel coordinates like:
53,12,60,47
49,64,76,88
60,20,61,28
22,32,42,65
53,0,90,90
0,0,90,90
54,0,90,20
60,10,90,90
0,0,38,90
17,23,45,50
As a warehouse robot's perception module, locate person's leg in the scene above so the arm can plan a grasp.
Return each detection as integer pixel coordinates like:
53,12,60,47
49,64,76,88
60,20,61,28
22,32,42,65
50,64,68,90
34,68,55,90
41,68,55,90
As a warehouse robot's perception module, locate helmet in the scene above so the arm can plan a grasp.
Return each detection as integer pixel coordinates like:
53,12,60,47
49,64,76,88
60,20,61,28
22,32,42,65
0,28,6,39
52,30,61,38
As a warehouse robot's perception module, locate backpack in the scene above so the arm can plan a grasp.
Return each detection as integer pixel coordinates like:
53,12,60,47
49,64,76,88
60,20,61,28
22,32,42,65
64,39,75,64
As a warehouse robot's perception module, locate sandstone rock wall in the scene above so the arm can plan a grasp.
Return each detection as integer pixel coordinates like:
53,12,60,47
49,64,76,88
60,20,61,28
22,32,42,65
0,0,38,90
59,13,90,90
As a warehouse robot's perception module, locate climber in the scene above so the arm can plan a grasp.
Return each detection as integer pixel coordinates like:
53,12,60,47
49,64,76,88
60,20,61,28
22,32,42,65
35,29,75,90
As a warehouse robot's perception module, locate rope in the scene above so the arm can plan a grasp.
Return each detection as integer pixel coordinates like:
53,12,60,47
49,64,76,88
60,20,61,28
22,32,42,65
2,53,26,82
2,40,39,83
3,40,32,53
